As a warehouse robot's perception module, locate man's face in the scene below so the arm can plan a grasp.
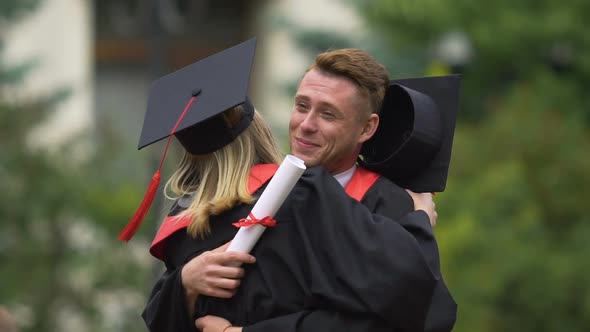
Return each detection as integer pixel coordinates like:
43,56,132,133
289,69,378,174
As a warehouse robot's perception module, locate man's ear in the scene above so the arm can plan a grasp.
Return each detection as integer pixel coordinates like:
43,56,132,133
359,113,379,143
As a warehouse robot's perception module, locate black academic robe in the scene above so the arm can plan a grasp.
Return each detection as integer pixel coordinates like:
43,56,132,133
142,166,440,332
243,175,457,332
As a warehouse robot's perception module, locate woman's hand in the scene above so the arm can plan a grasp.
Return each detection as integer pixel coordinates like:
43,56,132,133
406,190,438,226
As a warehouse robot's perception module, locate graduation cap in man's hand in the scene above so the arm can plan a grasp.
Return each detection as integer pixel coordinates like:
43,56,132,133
359,75,461,193
119,37,258,241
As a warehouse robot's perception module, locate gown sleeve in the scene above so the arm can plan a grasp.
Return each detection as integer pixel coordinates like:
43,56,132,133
367,178,457,332
142,198,200,332
142,267,197,332
243,310,392,332
238,167,437,330
243,171,455,332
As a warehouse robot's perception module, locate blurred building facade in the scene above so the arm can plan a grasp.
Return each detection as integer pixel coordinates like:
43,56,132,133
4,0,363,150
2,0,93,149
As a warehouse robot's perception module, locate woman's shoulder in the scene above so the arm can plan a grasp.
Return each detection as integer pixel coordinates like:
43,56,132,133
167,193,194,216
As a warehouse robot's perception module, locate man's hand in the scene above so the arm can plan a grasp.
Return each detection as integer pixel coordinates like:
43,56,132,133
196,315,242,332
406,190,438,226
181,241,256,299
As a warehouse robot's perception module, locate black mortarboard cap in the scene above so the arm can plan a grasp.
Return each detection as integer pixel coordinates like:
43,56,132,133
359,75,461,193
119,38,257,241
138,37,257,155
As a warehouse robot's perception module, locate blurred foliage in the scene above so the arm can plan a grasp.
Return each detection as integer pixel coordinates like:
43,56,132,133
0,0,39,24
346,0,590,331
437,81,590,331
0,1,156,331
357,0,590,123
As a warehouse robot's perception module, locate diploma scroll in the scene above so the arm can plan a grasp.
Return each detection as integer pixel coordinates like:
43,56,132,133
227,155,306,254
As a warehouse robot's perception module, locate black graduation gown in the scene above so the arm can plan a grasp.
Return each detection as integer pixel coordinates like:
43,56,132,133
243,175,457,332
142,166,439,332
364,177,457,332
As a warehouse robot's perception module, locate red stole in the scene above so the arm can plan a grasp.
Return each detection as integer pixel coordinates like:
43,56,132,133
343,166,380,202
149,165,380,261
149,164,279,261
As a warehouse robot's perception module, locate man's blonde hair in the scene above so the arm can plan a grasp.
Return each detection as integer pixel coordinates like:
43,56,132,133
165,107,283,238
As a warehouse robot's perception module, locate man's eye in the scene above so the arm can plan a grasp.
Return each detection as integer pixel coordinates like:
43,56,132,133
321,111,335,119
295,103,308,111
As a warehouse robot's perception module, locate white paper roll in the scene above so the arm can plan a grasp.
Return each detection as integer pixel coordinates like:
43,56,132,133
227,155,306,254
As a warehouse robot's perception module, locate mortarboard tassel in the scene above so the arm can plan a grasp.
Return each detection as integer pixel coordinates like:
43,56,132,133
118,170,161,241
118,93,198,241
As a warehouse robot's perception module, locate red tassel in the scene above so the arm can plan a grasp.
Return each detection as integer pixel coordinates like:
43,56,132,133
118,170,162,241
119,95,197,242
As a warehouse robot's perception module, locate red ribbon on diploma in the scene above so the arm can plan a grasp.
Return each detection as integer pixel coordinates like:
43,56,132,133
233,213,277,228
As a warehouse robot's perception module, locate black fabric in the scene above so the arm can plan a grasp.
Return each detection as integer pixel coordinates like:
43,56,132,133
244,175,457,332
173,98,255,155
360,75,461,193
361,84,442,185
138,38,257,154
142,268,194,332
142,167,441,331
364,176,457,332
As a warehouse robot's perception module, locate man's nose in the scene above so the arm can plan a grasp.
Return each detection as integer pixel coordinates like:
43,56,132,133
299,112,318,132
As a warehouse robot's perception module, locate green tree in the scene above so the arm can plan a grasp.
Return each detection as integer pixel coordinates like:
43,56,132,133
0,1,155,331
352,1,590,331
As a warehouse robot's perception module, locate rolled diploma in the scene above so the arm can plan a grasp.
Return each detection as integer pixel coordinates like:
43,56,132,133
227,155,306,254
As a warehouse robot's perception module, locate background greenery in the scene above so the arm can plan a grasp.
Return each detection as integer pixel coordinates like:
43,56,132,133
2,0,589,331
1,1,152,331
354,1,590,331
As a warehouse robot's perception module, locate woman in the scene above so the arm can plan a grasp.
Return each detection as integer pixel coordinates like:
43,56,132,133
140,105,438,332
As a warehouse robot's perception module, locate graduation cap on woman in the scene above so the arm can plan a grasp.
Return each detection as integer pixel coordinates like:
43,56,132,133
359,75,461,193
119,38,258,241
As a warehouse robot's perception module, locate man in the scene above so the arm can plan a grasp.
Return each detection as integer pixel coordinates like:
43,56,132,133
136,40,443,332
194,48,457,332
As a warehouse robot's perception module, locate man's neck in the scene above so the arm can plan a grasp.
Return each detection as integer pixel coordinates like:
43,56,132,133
333,164,357,188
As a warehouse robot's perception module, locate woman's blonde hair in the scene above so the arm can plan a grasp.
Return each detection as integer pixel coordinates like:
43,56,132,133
164,107,283,238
